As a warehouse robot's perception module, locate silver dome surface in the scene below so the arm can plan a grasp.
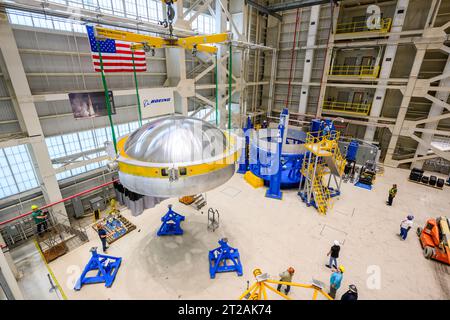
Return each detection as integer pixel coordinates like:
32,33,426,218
123,115,227,164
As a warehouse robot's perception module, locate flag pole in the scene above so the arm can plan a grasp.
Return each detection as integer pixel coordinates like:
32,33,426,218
96,41,118,153
131,49,143,127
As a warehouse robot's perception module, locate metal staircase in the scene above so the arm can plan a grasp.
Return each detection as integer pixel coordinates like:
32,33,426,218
312,164,331,214
299,131,346,215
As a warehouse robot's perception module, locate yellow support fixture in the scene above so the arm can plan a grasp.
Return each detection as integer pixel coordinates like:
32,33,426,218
244,171,264,188
238,268,333,300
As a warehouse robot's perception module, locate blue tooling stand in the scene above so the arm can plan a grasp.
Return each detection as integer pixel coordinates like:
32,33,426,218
74,247,122,290
208,238,243,279
265,108,289,200
237,116,253,174
157,205,185,236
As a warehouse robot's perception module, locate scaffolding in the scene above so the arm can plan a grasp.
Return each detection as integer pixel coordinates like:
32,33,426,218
298,131,346,215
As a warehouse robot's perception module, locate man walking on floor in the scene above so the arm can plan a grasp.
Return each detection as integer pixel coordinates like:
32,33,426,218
277,267,295,295
399,215,414,241
97,223,109,252
386,184,397,206
326,240,341,269
329,265,344,299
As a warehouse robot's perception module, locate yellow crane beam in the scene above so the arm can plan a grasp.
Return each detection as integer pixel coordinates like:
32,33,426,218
94,27,166,47
94,26,229,54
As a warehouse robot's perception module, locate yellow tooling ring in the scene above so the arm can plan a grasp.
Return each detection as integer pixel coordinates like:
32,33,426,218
116,133,240,179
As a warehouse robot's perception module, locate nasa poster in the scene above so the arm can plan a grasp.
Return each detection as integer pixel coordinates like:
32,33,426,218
68,91,115,119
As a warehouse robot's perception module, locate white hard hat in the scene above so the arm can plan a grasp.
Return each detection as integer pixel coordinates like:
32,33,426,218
334,240,340,246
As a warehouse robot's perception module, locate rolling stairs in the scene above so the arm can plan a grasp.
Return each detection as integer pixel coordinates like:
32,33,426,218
179,194,207,210
299,133,346,214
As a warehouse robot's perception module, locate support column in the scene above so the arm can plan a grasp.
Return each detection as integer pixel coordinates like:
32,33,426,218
364,0,409,141
164,0,189,115
0,248,23,299
216,0,228,128
412,55,450,168
165,48,189,115
298,5,320,114
0,15,68,222
316,3,340,118
384,45,427,166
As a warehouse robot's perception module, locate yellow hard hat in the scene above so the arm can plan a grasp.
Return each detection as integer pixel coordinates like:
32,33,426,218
339,265,345,273
31,205,38,210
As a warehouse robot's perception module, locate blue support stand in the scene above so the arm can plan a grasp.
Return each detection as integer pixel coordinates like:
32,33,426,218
208,238,243,279
74,247,122,291
237,116,253,174
157,205,185,236
265,108,289,200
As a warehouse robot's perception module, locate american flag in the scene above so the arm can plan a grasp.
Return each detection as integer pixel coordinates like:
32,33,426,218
86,25,147,73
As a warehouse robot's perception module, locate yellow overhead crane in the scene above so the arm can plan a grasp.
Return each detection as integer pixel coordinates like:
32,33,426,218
94,0,229,54
94,26,230,54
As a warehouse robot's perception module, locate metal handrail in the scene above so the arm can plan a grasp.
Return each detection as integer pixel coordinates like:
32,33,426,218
329,65,380,78
323,101,371,115
336,18,392,34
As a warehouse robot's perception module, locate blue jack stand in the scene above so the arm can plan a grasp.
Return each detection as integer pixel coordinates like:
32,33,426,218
74,247,122,291
208,238,243,279
157,205,185,236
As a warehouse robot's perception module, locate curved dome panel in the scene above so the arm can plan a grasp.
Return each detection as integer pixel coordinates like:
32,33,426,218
115,115,240,197
124,116,227,164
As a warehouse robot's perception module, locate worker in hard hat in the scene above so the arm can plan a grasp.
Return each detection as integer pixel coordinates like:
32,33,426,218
341,284,358,301
97,223,109,253
386,184,398,206
329,265,345,299
31,205,48,235
276,267,295,295
399,215,414,240
326,240,341,269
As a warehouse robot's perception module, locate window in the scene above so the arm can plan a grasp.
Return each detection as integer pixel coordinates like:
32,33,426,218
7,0,164,31
0,145,39,199
124,0,138,19
45,120,142,182
183,9,215,34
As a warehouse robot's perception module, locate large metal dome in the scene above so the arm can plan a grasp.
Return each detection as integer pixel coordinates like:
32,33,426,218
123,116,227,164
114,115,240,197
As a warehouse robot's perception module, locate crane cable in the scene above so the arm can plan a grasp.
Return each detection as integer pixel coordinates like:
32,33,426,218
285,8,301,109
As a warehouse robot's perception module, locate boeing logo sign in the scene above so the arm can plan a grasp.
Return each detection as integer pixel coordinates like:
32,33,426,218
139,87,175,117
143,97,171,108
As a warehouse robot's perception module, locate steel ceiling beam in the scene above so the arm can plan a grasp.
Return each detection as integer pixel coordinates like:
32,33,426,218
245,0,282,21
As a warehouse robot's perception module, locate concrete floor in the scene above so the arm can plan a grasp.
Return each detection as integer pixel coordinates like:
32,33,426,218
19,166,450,300
11,241,61,300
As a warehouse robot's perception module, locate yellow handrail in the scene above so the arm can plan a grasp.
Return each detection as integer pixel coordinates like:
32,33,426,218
336,18,392,34
323,101,371,115
239,268,334,300
329,65,380,78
